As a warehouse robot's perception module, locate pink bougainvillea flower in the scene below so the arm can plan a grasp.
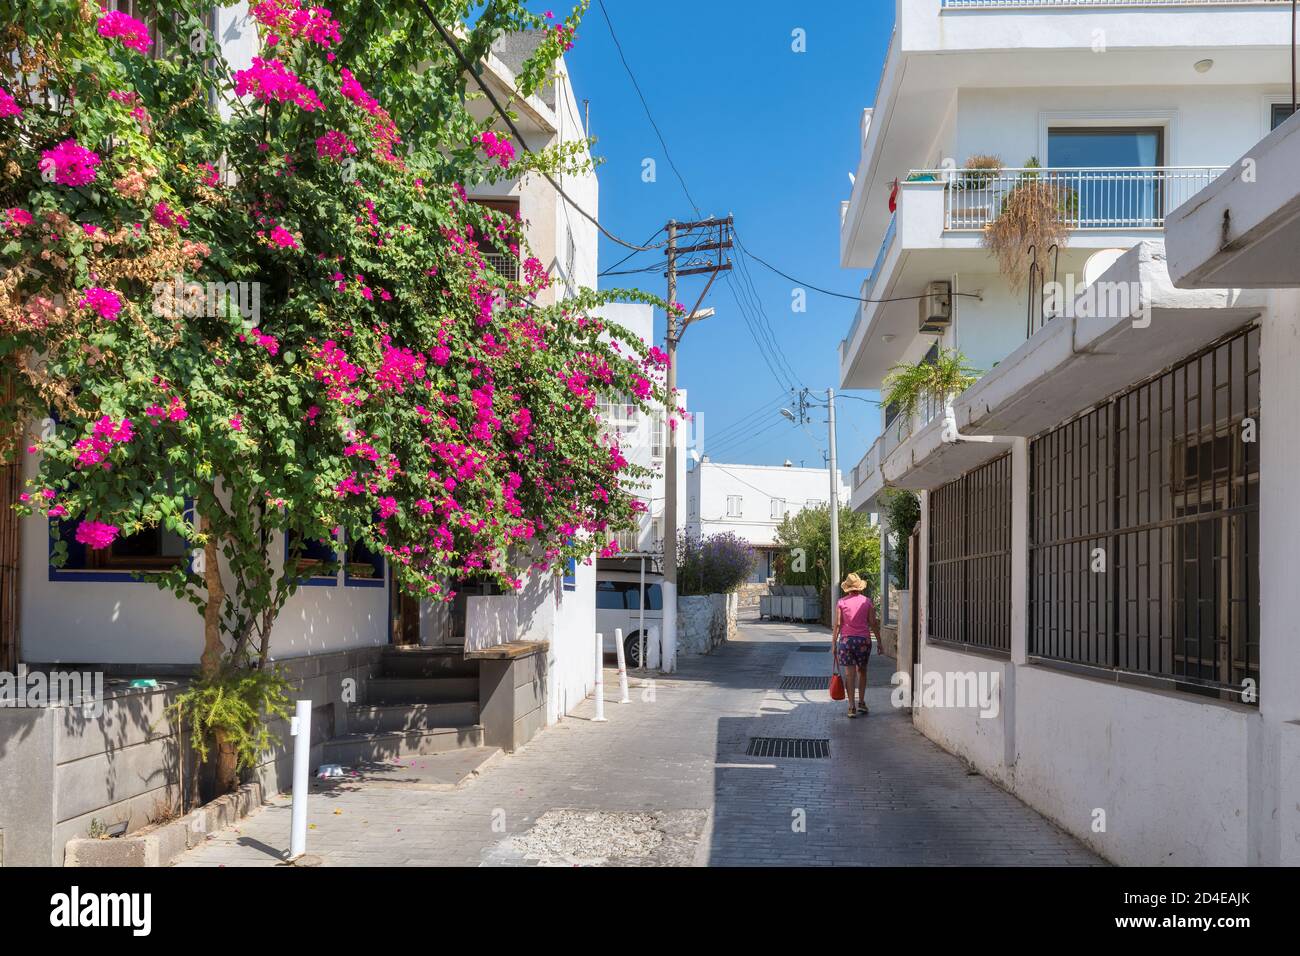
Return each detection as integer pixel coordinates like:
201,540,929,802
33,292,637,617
152,202,189,230
78,286,123,321
476,130,515,169
251,1,342,48
230,416,243,432
39,139,100,187
96,10,152,55
315,130,357,160
3,207,33,234
197,162,221,187
268,225,298,249
75,521,121,551
0,87,22,117
233,58,323,111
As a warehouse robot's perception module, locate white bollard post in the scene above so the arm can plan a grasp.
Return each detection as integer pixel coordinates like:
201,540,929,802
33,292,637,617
593,632,607,722
289,698,311,860
614,627,630,704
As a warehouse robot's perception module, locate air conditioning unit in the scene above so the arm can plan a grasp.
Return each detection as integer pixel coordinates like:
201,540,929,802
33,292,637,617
918,281,952,334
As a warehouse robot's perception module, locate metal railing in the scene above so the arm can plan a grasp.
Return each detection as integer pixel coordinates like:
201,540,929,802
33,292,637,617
942,0,1285,7
483,251,520,282
853,437,882,489
918,166,1225,231
841,215,897,360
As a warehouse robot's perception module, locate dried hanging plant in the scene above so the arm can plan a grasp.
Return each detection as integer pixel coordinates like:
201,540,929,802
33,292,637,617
982,164,1072,290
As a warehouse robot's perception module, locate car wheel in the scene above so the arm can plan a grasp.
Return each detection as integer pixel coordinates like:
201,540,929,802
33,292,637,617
624,632,647,668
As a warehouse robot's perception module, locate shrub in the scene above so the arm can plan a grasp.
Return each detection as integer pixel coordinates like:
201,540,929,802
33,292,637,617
677,531,756,596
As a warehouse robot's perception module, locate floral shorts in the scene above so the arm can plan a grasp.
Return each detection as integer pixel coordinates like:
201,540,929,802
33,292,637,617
837,633,871,668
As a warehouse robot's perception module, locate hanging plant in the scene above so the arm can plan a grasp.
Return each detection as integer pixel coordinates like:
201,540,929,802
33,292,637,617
981,158,1073,289
881,348,980,423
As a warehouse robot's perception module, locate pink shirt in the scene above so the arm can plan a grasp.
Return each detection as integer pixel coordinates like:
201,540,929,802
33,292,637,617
837,593,873,638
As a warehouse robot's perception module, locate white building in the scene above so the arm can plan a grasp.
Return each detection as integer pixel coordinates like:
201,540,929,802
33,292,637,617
837,0,1293,865
687,459,847,582
593,303,688,562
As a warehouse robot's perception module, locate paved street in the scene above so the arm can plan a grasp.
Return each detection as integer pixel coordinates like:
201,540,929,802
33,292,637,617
176,618,1102,867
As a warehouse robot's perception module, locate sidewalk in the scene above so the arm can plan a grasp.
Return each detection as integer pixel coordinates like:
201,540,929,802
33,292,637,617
174,618,1102,866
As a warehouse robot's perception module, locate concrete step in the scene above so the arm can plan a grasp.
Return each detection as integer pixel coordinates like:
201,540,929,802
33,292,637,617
380,646,478,679
348,701,480,734
366,676,479,705
322,724,486,764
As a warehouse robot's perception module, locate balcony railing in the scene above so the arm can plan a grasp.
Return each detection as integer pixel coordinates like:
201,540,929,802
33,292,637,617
841,214,897,361
853,437,882,490
919,166,1226,231
941,1,1285,7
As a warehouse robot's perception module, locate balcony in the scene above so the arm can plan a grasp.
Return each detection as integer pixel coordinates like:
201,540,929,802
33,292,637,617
850,437,883,513
839,165,1225,390
931,165,1225,232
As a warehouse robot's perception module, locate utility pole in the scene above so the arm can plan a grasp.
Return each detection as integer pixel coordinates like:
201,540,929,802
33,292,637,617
827,388,842,610
663,220,679,675
662,216,732,674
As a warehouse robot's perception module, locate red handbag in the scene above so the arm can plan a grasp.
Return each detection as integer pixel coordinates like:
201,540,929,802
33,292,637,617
829,669,846,701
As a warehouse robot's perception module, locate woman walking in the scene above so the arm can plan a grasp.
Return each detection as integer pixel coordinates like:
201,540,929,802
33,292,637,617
832,573,878,718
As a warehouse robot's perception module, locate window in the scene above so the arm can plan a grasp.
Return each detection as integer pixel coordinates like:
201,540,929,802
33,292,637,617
286,532,339,586
650,411,665,459
928,454,1012,655
726,495,743,518
597,391,636,427
1028,326,1259,700
651,519,662,549
1271,103,1296,131
597,580,663,611
770,499,787,520
51,518,189,578
1048,127,1164,228
472,198,521,281
343,537,385,588
565,228,577,298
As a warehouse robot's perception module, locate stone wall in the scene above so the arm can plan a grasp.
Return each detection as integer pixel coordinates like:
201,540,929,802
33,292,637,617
677,593,738,656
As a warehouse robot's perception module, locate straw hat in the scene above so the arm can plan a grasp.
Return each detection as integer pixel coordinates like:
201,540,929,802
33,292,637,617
840,572,867,593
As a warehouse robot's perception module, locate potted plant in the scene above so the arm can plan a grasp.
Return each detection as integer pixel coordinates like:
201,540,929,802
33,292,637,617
881,349,980,427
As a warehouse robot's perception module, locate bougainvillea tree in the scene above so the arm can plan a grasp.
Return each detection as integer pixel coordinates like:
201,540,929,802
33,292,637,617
1,0,664,785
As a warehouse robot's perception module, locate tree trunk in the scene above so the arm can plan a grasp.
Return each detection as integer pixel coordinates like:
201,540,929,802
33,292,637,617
199,518,238,794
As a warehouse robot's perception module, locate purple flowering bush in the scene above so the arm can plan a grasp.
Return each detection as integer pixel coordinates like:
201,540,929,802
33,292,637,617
677,531,756,596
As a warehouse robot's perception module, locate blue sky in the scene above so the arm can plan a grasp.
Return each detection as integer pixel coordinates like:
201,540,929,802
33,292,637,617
558,0,895,472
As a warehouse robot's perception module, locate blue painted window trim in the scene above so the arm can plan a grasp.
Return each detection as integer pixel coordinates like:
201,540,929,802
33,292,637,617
563,556,577,592
48,500,196,584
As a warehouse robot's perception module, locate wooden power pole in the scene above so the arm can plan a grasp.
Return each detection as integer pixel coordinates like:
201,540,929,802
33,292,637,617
662,215,732,673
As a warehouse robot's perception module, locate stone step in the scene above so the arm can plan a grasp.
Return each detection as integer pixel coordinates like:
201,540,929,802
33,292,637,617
380,646,479,679
321,724,486,764
348,701,480,734
366,676,479,705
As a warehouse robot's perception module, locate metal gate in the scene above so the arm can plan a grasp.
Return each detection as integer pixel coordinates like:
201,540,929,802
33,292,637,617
928,453,1013,654
1028,325,1260,699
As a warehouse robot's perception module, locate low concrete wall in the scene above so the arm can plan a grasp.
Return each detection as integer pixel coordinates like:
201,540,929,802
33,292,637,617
0,646,382,867
473,642,548,753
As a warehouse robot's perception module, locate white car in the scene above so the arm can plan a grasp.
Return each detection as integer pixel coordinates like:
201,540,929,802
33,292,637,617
596,572,663,667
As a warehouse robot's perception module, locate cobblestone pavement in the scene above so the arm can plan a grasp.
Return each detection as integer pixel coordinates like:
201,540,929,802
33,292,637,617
175,618,1102,867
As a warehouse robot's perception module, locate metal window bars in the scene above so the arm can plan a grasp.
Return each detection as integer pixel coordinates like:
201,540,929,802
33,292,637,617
1028,325,1261,700
928,453,1014,654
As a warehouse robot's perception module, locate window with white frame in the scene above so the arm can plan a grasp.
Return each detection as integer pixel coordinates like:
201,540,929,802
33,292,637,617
726,495,743,518
650,411,665,459
770,498,787,520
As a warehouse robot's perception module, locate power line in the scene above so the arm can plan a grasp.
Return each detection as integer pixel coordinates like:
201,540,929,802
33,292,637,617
732,226,983,306
599,226,667,277
596,0,702,219
414,0,667,253
705,392,791,446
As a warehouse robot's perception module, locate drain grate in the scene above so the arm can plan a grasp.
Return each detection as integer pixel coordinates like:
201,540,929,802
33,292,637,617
779,675,830,691
745,737,830,759
796,645,832,653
